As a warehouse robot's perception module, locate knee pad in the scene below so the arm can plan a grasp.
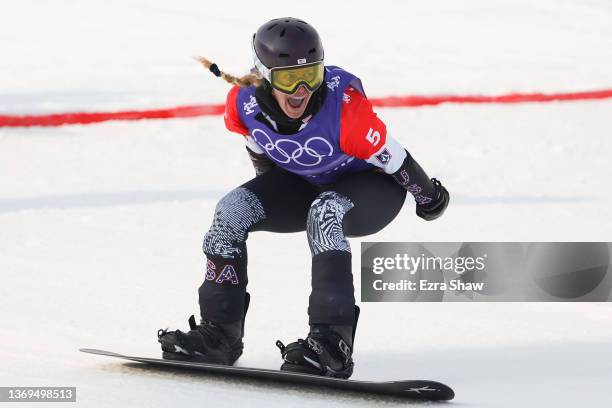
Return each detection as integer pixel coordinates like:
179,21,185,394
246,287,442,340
307,191,354,256
203,187,265,259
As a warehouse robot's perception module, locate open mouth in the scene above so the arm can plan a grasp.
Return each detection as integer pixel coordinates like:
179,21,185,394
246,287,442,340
287,96,306,109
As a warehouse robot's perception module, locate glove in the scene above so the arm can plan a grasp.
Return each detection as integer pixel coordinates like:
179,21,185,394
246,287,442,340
416,178,449,221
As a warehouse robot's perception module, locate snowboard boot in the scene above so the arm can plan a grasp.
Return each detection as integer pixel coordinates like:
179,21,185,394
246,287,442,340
276,306,359,379
158,293,250,365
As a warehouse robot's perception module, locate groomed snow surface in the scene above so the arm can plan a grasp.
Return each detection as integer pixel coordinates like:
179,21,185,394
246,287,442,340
2,1,612,407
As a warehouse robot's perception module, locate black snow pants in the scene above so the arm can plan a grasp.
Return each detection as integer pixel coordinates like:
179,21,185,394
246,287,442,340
199,167,407,326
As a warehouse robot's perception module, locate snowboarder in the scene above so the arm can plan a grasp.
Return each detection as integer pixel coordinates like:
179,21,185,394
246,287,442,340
158,17,449,379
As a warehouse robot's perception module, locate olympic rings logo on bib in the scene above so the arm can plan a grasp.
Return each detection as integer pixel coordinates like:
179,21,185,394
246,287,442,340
251,128,334,167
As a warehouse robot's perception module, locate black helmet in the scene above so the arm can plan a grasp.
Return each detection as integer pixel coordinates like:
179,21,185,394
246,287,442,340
253,17,324,69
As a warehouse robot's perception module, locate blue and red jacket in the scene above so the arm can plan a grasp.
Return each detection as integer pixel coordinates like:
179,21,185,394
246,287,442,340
224,66,406,184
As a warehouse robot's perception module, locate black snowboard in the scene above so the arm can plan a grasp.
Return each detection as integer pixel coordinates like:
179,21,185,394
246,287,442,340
80,348,454,401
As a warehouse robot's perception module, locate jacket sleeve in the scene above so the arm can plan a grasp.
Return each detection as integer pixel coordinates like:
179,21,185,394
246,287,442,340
224,86,249,136
338,87,406,174
339,87,448,219
224,86,276,176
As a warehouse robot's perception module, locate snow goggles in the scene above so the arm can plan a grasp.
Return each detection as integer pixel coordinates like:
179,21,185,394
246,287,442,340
269,62,324,94
254,54,324,94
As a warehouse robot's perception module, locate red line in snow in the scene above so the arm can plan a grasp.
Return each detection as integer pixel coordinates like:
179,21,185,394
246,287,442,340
0,104,225,128
368,89,612,107
2,89,612,128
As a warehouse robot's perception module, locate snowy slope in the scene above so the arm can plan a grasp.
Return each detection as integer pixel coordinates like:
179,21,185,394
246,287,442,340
1,1,612,407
